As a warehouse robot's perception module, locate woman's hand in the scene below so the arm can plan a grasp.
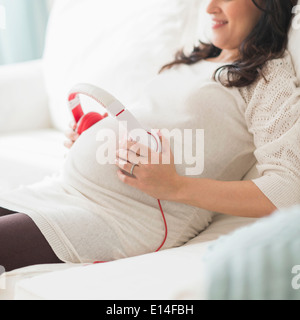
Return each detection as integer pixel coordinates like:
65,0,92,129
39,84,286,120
115,131,182,201
64,121,80,149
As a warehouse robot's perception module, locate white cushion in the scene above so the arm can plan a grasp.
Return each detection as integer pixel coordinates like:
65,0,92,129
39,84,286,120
288,1,300,82
0,60,50,133
43,0,202,131
0,263,77,300
0,130,66,192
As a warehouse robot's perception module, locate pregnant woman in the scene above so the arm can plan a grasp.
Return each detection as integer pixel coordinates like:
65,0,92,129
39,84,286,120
0,0,299,272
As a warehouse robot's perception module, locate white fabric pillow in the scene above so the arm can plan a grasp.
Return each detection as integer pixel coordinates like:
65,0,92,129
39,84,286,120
288,1,300,82
43,0,203,131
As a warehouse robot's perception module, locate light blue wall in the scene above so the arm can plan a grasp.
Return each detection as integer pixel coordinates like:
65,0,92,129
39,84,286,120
0,0,49,65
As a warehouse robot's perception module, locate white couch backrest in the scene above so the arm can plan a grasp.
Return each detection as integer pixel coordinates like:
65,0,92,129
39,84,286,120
43,0,203,131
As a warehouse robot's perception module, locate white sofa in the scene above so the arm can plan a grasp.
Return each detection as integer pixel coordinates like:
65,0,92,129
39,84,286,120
0,0,299,300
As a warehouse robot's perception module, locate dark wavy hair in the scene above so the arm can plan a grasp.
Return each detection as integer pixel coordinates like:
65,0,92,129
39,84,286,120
160,0,298,88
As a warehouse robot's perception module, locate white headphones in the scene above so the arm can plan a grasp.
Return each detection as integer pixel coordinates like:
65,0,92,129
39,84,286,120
68,83,162,153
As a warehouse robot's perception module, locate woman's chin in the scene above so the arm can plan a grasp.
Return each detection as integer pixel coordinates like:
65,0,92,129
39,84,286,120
210,37,228,50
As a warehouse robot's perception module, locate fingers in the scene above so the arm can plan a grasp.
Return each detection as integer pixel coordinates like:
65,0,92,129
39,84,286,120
158,130,171,154
116,149,145,165
64,140,73,149
65,129,79,142
69,120,77,131
118,138,151,158
115,160,140,176
64,121,79,149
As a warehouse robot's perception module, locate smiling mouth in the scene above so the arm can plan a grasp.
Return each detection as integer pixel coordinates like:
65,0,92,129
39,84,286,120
212,20,228,29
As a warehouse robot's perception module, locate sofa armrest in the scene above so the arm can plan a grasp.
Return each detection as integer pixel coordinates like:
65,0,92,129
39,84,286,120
0,59,52,133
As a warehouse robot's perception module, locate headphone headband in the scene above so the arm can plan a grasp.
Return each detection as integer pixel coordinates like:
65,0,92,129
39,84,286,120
68,83,161,152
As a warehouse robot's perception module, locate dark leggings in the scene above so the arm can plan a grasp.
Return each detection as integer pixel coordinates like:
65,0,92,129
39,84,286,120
0,207,63,272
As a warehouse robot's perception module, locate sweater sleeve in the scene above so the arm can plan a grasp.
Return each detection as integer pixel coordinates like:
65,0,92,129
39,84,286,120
240,52,300,209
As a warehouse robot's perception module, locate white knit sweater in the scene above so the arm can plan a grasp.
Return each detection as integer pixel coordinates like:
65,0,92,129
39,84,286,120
0,51,299,264
239,52,300,209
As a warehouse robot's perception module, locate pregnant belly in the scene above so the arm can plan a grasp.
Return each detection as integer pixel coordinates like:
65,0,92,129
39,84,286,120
61,112,212,240
61,116,158,207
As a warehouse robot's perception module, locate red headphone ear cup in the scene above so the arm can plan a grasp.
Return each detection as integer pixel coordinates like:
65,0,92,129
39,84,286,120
77,112,107,135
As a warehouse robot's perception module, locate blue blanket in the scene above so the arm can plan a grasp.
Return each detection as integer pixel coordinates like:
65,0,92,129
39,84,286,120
204,205,300,300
